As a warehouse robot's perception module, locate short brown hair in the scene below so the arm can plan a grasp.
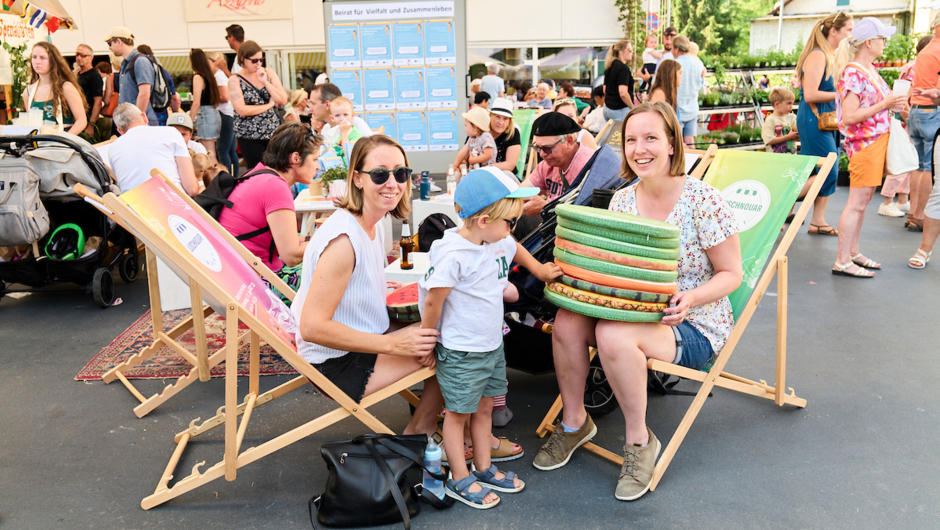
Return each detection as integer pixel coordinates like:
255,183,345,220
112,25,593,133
225,24,245,43
769,87,795,105
262,122,323,172
236,40,263,67
618,102,685,183
337,135,412,220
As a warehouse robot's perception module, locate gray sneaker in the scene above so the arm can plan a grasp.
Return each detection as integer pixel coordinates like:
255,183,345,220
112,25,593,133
615,427,661,501
532,415,597,471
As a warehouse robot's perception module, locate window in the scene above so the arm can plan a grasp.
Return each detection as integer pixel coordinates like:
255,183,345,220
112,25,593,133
469,47,532,101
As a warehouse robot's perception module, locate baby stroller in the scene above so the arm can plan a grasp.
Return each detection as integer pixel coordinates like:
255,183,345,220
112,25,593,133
0,134,138,308
504,144,628,417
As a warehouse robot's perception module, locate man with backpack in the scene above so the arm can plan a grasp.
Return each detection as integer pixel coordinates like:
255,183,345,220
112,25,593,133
105,26,160,126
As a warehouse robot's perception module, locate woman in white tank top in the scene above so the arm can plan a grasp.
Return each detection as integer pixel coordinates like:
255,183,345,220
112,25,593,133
291,135,444,435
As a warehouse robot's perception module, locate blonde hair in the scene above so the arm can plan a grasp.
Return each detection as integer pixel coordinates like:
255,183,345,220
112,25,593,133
619,102,685,183
288,88,308,109
490,114,516,140
606,40,631,69
769,87,795,105
456,196,524,224
832,37,868,80
336,135,412,220
205,50,222,63
192,153,211,174
644,33,657,47
330,96,355,115
796,11,853,84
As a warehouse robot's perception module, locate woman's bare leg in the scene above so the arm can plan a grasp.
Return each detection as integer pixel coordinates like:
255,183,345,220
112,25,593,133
594,321,675,444
552,309,598,429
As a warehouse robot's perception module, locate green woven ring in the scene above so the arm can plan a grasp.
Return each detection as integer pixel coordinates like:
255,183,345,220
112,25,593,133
556,218,679,252
558,274,672,304
544,288,665,322
555,227,680,261
554,247,679,283
555,203,680,240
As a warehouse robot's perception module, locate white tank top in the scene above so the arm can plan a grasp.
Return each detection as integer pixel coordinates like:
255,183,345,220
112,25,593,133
292,209,389,364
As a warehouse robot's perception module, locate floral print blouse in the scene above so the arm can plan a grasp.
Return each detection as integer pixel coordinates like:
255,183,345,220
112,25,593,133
609,176,740,353
836,64,892,158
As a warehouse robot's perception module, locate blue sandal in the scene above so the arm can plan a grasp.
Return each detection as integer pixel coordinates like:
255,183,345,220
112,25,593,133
472,464,525,493
444,475,500,509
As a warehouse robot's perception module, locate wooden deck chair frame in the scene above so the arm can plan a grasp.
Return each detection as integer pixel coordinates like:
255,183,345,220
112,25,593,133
81,177,298,418
536,151,836,491
593,119,614,144
77,172,430,509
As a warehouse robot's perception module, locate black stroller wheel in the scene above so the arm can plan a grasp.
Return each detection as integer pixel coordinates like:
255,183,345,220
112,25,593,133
119,247,140,283
584,355,619,418
92,268,114,308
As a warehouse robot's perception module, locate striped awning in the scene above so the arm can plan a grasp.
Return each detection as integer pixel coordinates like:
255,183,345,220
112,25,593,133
158,56,192,76
291,52,326,71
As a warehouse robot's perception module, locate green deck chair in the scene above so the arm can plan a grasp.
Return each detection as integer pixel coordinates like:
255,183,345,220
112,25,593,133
536,148,837,492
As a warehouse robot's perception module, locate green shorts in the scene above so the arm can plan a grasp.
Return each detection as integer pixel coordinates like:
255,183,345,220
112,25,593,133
434,342,507,414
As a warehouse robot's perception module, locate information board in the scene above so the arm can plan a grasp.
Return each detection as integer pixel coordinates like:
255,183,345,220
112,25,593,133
324,0,467,165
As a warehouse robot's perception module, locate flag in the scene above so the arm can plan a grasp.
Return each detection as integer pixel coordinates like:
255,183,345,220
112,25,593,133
1,0,15,12
25,5,47,29
44,16,60,34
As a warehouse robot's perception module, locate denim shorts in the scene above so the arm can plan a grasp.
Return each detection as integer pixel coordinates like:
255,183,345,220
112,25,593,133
906,107,940,172
672,321,715,370
312,351,377,404
602,105,630,122
434,342,507,414
680,118,697,138
195,105,221,140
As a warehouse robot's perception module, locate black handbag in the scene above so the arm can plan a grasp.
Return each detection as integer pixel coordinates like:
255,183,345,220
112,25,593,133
309,434,453,530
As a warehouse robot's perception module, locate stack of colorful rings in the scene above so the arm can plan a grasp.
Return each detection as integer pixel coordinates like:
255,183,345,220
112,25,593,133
545,204,681,322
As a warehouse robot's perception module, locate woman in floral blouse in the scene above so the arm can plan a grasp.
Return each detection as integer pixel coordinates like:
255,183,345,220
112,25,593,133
534,102,742,502
832,18,908,278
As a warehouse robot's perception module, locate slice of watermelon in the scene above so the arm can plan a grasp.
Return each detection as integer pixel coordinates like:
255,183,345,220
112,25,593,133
387,282,419,314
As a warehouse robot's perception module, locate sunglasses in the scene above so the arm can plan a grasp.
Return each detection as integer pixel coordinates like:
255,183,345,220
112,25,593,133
665,32,677,37
533,137,564,155
245,57,263,65
360,166,412,185
501,217,518,230
76,53,93,58
106,39,118,45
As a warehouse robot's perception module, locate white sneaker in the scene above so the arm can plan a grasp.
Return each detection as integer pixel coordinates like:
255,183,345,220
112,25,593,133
878,203,904,217
896,201,911,213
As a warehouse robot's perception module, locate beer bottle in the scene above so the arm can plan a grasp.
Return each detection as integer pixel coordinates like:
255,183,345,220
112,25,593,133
400,220,413,270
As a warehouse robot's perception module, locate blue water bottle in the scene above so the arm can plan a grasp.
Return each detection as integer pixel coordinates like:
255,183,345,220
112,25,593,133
419,171,430,201
422,437,445,499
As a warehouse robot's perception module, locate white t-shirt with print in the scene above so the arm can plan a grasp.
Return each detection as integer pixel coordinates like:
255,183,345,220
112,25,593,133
418,229,516,352
214,69,234,116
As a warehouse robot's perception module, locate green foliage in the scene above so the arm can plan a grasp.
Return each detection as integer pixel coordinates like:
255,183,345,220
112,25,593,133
673,0,777,57
839,153,849,172
2,42,29,114
879,68,900,89
883,34,914,62
320,166,348,185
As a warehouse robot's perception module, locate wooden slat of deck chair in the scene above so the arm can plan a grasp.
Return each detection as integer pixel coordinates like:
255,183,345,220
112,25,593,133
77,169,299,418
593,119,614,144
536,150,836,487
80,176,433,509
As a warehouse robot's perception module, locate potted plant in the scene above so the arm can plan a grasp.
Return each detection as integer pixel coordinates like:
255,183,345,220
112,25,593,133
838,153,850,186
320,166,349,199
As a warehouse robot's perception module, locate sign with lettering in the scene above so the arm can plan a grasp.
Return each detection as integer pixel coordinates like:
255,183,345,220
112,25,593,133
332,1,455,21
184,0,292,22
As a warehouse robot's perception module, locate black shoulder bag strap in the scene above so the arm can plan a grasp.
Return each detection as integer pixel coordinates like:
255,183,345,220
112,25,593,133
232,168,281,264
236,73,269,103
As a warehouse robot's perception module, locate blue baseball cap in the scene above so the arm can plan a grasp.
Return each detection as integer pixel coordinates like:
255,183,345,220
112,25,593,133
454,167,539,218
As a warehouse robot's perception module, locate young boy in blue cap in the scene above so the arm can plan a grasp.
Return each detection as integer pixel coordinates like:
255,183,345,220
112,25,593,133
419,167,561,509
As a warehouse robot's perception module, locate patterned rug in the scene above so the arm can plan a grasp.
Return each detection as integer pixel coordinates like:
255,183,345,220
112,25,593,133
75,309,298,380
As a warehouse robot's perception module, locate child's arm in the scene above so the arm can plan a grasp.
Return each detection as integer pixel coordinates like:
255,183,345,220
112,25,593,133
452,145,469,169
765,131,799,146
648,49,663,60
420,287,452,331
467,146,494,165
514,241,562,282
419,287,452,369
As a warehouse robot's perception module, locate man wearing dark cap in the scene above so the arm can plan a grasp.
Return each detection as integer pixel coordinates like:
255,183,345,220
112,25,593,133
520,113,596,216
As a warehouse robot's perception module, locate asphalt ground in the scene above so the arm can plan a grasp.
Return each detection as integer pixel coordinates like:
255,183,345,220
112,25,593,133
1,187,938,529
